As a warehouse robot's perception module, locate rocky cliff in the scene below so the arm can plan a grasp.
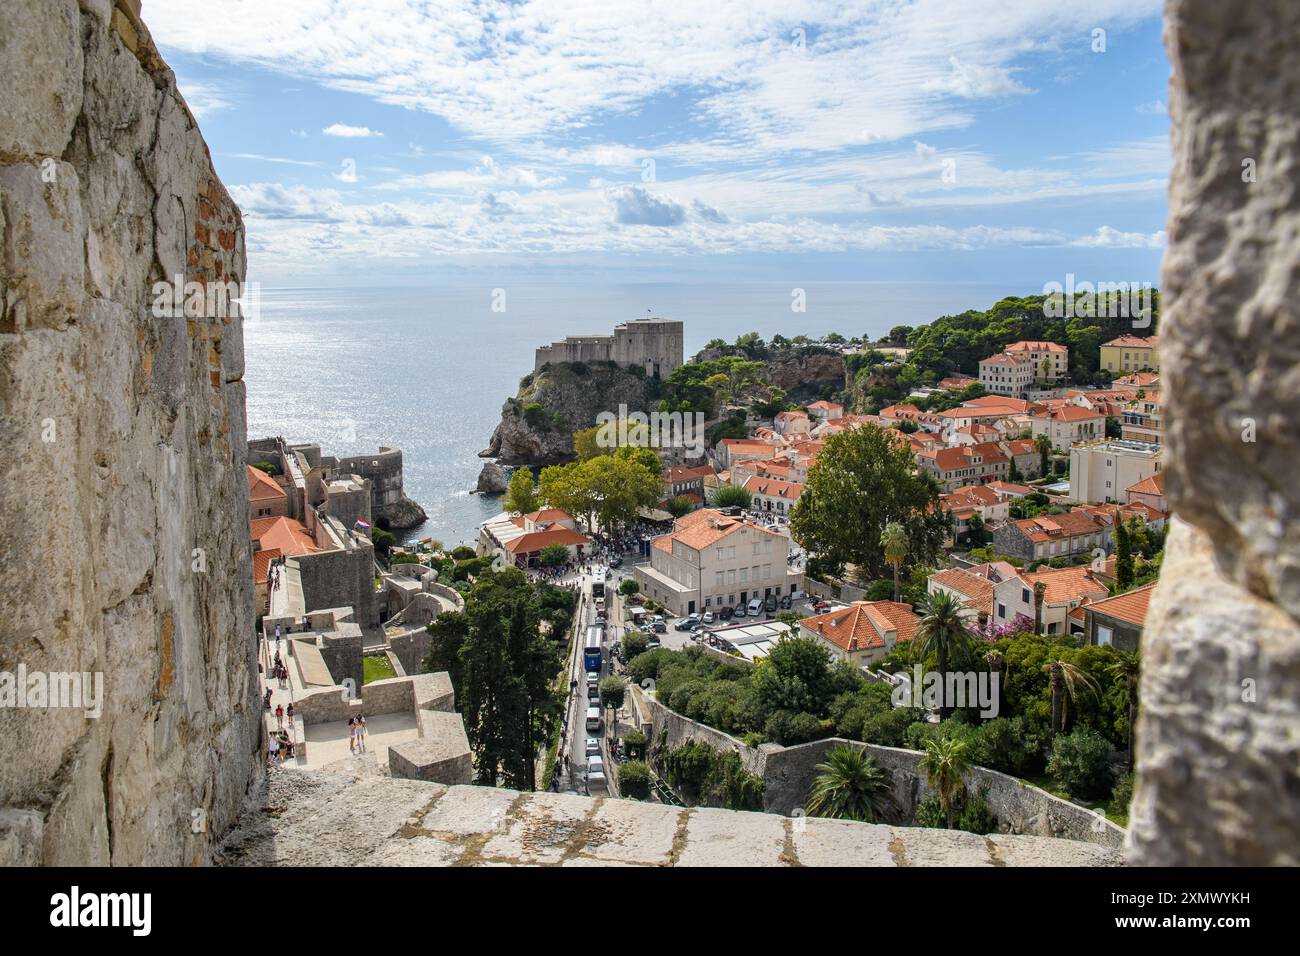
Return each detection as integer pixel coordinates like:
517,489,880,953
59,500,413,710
480,361,657,468
0,0,260,865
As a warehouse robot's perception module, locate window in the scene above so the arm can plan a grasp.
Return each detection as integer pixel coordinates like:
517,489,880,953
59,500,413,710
997,603,1006,619
1096,625,1113,647
1047,622,1058,634
1022,587,1030,603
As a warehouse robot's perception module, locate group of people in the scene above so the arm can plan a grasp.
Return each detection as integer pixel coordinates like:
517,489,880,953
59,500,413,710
348,715,368,754
267,728,295,764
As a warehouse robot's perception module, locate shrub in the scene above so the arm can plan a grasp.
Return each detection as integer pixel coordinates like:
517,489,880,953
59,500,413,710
966,716,1046,776
1046,727,1114,799
618,760,651,799
619,578,639,596
1108,771,1135,823
622,631,648,660
622,730,648,759
450,545,476,561
860,708,923,747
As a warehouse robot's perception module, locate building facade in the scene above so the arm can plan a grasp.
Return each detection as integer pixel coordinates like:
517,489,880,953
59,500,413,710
1069,439,1162,504
534,317,684,378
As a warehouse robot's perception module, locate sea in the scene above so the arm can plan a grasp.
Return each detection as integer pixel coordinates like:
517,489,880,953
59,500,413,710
243,281,1010,547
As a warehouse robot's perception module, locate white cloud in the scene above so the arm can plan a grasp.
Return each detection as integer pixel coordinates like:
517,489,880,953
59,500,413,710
322,123,383,138
175,78,232,119
611,186,687,226
1071,225,1167,248
1136,99,1167,115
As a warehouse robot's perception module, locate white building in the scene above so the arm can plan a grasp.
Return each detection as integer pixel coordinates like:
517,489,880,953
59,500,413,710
1069,439,1162,505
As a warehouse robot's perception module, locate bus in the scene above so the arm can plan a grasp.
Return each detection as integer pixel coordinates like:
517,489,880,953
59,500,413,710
584,625,604,672
591,567,606,602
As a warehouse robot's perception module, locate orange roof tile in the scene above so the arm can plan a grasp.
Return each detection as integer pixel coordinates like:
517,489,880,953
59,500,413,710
803,600,920,652
1085,582,1156,627
504,526,590,553
247,465,288,502
1021,565,1110,605
250,516,319,556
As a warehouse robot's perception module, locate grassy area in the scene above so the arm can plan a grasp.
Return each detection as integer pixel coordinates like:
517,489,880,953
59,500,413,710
363,654,397,684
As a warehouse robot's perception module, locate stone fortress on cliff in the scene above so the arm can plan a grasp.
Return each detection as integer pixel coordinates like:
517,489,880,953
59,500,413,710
534,317,684,378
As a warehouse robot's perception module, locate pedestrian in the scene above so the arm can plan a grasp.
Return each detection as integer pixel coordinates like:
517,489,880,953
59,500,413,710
275,703,284,729
357,715,367,753
268,734,280,766
348,716,357,754
286,702,294,723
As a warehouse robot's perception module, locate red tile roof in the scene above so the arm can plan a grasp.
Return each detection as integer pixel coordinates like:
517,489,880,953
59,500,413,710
1085,582,1157,627
250,516,319,556
1006,340,1068,353
802,601,921,652
1011,510,1104,543
1104,335,1159,348
247,465,288,502
504,526,591,554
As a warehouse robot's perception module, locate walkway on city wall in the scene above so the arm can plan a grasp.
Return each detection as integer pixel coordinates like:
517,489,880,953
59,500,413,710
217,762,1121,867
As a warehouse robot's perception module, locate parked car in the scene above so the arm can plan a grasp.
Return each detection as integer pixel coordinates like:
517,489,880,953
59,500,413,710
676,615,700,631
764,595,777,613
718,606,733,620
812,600,831,613
733,604,747,618
652,620,666,633
585,738,601,758
747,598,764,616
645,637,662,650
780,595,792,609
702,610,715,624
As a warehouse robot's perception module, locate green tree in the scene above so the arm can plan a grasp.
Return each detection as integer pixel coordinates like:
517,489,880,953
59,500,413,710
1042,656,1100,737
880,521,909,602
503,468,540,515
666,495,694,518
1107,650,1140,769
618,578,640,597
425,569,561,791
912,589,971,720
1034,433,1052,476
1046,727,1113,799
713,484,753,509
1114,513,1135,590
790,425,947,580
919,735,971,829
805,746,892,822
538,544,569,568
617,760,651,799
622,630,649,660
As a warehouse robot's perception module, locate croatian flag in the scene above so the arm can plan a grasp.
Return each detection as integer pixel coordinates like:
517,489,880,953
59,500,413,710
355,519,371,531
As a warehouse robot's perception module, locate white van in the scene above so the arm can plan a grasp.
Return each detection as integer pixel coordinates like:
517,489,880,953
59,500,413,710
747,598,764,616
585,707,602,733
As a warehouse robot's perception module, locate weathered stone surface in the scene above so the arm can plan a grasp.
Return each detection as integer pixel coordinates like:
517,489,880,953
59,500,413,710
1127,0,1300,866
0,1,258,865
0,1,84,159
217,764,1123,867
475,460,509,495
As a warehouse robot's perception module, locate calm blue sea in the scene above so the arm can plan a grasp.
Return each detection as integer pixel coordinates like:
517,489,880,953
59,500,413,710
243,281,1009,546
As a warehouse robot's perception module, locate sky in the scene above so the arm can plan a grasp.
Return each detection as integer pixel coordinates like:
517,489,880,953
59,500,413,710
147,0,1171,291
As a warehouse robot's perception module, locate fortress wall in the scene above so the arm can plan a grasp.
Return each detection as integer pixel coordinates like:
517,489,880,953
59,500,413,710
0,0,259,865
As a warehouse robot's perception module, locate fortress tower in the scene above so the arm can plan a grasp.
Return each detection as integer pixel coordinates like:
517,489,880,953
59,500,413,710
534,317,683,377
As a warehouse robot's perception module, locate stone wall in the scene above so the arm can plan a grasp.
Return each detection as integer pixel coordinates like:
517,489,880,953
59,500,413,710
631,687,1123,849
0,0,259,865
1128,0,1300,866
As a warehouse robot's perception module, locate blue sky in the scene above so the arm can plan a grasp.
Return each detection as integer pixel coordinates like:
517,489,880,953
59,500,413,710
148,0,1170,290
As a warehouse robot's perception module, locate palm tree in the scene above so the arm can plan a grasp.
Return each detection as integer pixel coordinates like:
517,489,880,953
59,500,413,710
1041,657,1100,737
1031,580,1046,634
912,589,971,720
920,736,970,829
805,746,892,823
880,521,908,602
1107,651,1141,769
983,648,1005,718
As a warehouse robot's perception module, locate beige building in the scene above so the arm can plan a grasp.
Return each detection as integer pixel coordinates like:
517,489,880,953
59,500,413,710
1069,439,1162,504
978,352,1034,396
1100,335,1160,374
1028,404,1106,451
634,509,797,616
1005,340,1069,383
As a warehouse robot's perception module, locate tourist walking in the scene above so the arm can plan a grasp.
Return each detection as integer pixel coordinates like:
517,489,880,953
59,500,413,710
348,716,357,754
275,703,284,729
357,715,367,753
268,734,280,766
